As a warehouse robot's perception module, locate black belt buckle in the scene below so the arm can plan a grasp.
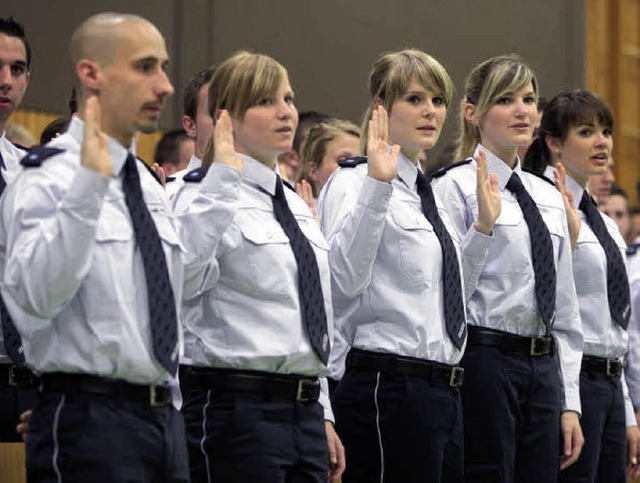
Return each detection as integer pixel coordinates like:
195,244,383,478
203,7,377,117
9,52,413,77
530,337,551,356
449,367,464,387
9,365,36,387
295,379,319,402
149,385,171,407
607,359,622,377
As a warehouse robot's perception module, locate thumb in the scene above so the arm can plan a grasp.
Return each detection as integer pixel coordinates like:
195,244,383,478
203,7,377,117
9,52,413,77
564,427,573,456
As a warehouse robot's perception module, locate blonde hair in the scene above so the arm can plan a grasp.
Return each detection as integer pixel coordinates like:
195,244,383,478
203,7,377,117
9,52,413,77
456,54,538,159
208,51,289,121
297,119,361,197
360,49,453,155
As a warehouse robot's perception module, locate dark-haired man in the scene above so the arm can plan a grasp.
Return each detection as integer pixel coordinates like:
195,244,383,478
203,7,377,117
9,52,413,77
0,16,39,443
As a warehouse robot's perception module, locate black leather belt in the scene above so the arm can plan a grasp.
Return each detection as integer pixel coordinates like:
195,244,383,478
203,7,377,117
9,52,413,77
0,363,40,387
467,327,554,356
42,373,172,407
581,355,622,378
346,349,464,388
185,367,321,403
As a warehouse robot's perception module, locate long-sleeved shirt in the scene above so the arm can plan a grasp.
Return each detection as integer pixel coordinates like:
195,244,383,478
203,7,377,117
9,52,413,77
0,116,241,386
0,132,27,364
173,154,334,418
543,167,634,425
432,145,583,413
317,152,493,366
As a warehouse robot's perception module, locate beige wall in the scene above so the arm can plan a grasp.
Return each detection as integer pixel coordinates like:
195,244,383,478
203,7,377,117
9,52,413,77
5,0,585,164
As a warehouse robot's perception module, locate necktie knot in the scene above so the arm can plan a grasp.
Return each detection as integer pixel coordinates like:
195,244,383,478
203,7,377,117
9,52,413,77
506,172,525,194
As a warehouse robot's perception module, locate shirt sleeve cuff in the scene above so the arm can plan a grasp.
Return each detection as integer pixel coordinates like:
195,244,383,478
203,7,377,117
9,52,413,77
319,377,335,423
200,163,242,199
359,175,393,213
59,165,111,221
461,225,494,258
562,390,581,416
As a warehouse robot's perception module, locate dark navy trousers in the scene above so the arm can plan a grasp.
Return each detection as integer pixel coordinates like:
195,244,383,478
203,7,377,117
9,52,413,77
461,343,561,482
26,391,189,483
559,370,626,483
333,367,464,482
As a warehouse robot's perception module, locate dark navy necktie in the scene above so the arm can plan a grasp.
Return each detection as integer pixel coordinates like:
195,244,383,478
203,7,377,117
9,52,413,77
506,172,556,331
272,176,329,365
579,191,631,329
416,172,466,350
0,150,25,365
122,154,178,375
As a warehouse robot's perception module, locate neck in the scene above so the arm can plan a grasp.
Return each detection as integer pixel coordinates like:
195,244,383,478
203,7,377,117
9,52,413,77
482,142,518,169
399,147,419,166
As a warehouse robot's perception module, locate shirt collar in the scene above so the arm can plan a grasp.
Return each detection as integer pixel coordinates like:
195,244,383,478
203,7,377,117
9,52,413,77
67,116,135,176
242,154,278,196
543,165,583,209
186,155,202,171
474,143,523,191
396,150,420,189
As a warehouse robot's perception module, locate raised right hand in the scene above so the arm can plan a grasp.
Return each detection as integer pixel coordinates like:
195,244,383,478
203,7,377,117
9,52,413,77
81,95,113,177
213,110,243,173
367,105,399,183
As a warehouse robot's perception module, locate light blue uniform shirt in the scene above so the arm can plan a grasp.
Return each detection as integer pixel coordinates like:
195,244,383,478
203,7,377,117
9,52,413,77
0,132,27,364
173,154,334,419
317,152,493,367
0,116,241,387
432,145,583,413
542,167,634,425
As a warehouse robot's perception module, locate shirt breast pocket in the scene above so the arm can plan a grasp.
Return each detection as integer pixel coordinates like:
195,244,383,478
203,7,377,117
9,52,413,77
237,218,293,298
390,206,436,283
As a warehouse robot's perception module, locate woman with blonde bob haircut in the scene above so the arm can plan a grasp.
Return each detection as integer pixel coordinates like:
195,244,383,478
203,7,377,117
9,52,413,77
432,54,584,482
318,48,500,481
174,51,345,482
297,119,361,199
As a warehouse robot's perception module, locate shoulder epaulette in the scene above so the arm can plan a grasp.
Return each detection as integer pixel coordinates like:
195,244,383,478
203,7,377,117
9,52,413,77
523,167,554,187
11,141,30,152
431,159,473,178
627,243,640,257
338,156,367,168
20,146,64,168
138,157,163,186
165,176,176,183
183,166,209,183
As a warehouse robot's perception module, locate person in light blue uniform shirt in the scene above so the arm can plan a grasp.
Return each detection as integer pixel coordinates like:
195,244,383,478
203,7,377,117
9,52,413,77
165,65,215,200
432,55,584,482
173,51,345,483
0,15,41,443
318,49,501,482
0,13,243,481
524,89,640,481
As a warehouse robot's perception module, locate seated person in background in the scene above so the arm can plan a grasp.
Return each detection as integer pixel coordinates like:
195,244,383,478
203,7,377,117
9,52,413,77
278,110,329,183
154,128,194,177
599,184,631,244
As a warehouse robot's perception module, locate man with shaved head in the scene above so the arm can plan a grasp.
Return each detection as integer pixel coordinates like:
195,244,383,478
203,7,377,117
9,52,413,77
0,12,242,481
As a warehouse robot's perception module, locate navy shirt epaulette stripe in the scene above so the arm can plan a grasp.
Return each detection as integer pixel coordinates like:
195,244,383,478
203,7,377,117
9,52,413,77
338,156,367,168
183,166,209,183
20,146,65,167
523,167,555,187
431,159,473,178
627,243,640,257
